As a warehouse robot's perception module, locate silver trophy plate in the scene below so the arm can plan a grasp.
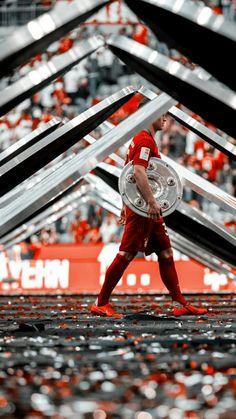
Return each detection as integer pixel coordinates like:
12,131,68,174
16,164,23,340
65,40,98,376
119,157,183,217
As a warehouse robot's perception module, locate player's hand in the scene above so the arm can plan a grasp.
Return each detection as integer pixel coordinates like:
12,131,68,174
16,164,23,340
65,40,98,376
147,199,162,220
118,208,126,225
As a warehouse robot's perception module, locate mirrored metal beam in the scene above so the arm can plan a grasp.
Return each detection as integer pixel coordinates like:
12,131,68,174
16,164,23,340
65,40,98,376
0,86,136,198
139,86,236,161
0,92,176,238
0,145,123,247
166,201,236,267
125,0,236,91
1,182,91,249
2,187,119,250
0,131,122,210
0,0,110,77
0,36,104,117
84,134,124,168
0,118,61,166
178,200,236,248
84,172,122,210
0,152,74,209
107,35,236,139
0,172,122,249
168,229,236,279
169,106,236,159
161,153,236,217
0,128,120,210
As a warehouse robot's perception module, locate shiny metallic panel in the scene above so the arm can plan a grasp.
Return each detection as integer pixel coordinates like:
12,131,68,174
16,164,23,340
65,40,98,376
178,201,236,247
125,0,236,90
0,86,136,197
3,195,96,250
0,93,176,237
0,36,104,116
85,172,122,210
0,133,121,209
169,107,236,160
1,183,91,249
107,35,236,138
119,157,183,217
1,177,128,248
0,0,109,76
162,153,236,217
166,204,236,267
84,134,124,168
139,86,236,161
0,174,121,248
168,229,236,278
0,118,61,166
0,153,74,209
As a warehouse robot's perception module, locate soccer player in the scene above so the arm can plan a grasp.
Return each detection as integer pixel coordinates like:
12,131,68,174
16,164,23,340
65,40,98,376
91,114,208,318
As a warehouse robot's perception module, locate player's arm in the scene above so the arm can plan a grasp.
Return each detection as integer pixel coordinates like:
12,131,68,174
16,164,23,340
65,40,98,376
133,164,162,219
118,205,126,225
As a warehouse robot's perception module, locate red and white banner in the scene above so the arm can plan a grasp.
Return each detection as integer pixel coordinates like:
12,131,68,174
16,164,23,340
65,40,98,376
0,244,235,294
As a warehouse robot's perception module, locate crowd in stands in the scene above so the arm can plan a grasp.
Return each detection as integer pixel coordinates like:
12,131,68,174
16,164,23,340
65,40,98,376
0,3,236,257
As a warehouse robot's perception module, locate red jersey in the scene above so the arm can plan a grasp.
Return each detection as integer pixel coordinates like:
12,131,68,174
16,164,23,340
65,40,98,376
125,130,160,168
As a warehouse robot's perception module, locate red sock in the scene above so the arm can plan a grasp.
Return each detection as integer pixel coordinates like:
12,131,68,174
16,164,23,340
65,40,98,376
158,256,187,306
97,254,130,306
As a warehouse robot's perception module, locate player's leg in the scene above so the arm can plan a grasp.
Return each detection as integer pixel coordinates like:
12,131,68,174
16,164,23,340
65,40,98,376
151,219,208,316
158,247,187,306
98,251,135,305
91,211,149,318
158,247,208,315
90,251,136,318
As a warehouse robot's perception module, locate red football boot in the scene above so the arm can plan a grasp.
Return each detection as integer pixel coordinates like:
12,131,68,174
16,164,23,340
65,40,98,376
172,302,208,316
90,303,123,319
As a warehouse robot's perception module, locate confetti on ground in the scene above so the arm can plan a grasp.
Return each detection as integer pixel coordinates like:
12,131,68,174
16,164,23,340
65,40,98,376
0,293,236,418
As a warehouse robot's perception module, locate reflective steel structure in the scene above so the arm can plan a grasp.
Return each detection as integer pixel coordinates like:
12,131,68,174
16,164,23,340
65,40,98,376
139,86,236,161
0,36,104,117
0,93,175,237
0,86,136,197
166,202,236,267
168,229,236,280
161,153,236,216
0,0,110,77
107,35,236,138
0,0,235,275
0,118,61,166
125,0,236,90
0,183,91,249
0,152,75,209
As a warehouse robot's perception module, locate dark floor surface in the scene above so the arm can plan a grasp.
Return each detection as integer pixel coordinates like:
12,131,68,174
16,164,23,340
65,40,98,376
0,293,236,419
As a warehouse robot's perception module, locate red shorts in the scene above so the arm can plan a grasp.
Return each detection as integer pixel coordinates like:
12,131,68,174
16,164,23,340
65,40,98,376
119,207,171,255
